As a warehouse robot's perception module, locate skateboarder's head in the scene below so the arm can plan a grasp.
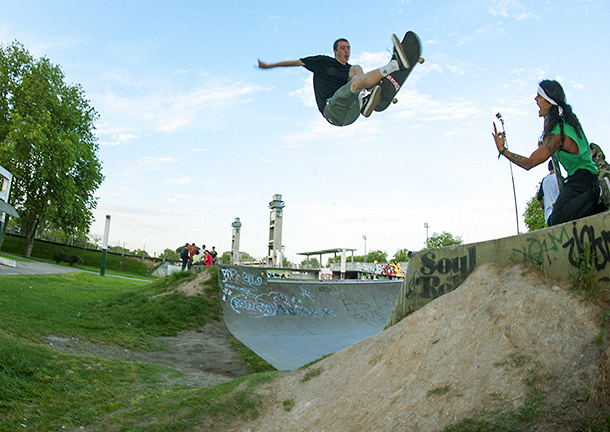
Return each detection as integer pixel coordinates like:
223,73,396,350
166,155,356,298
333,38,350,64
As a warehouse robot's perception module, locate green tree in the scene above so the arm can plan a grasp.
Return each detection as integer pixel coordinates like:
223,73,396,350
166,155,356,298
239,252,254,263
425,231,463,249
327,255,365,265
221,251,231,265
523,190,546,232
392,248,410,262
300,257,320,268
160,248,179,260
366,249,388,263
0,41,103,257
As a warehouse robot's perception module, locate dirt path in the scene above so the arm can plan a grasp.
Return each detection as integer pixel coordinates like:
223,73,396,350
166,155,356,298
46,320,250,387
45,270,251,387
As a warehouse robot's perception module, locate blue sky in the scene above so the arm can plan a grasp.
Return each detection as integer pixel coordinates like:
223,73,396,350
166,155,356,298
1,0,608,263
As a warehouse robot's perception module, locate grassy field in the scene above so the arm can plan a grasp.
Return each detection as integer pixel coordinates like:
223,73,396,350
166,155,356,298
0,268,279,431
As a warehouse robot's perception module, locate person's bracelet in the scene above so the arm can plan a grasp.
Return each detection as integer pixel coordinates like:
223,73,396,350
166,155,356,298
500,147,508,155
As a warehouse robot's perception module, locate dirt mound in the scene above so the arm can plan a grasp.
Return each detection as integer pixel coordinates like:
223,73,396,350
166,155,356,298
226,262,610,431
153,269,215,298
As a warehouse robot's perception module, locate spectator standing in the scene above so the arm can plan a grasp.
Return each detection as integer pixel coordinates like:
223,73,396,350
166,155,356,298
210,246,218,265
180,243,189,271
537,160,561,224
188,243,197,270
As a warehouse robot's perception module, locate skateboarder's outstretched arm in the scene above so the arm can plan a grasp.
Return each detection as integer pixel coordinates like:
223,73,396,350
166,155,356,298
258,59,304,69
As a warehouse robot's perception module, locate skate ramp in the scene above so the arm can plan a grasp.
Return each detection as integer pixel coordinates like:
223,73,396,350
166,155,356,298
386,210,610,329
219,266,401,370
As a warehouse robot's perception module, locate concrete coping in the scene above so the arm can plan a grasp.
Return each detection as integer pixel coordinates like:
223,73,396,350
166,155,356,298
0,256,17,268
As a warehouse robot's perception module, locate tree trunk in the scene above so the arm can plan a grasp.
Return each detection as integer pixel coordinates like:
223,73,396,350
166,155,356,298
23,220,39,258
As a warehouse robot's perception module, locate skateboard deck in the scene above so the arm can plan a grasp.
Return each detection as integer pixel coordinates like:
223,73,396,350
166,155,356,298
374,31,423,112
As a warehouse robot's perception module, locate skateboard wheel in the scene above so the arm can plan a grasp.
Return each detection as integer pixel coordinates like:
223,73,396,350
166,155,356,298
392,98,398,104
418,57,425,64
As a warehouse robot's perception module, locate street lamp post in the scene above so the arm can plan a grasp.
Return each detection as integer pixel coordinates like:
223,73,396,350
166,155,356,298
424,222,429,248
100,215,111,276
363,235,367,259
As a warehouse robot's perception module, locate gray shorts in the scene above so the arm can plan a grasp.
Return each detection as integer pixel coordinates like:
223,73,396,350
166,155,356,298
324,81,360,127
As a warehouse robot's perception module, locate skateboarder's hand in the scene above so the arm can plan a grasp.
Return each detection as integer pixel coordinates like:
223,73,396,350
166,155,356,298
257,59,272,69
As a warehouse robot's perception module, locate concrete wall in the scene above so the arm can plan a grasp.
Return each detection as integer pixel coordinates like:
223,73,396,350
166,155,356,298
385,211,610,329
329,261,408,277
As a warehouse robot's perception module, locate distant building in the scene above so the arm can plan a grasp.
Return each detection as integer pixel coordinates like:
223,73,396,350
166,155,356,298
267,194,285,267
231,217,242,265
0,165,19,252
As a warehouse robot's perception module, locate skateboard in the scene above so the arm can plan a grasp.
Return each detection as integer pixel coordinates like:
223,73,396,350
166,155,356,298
374,31,424,112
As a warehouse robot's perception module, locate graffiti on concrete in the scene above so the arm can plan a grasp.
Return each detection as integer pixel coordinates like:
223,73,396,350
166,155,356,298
335,262,406,277
267,271,290,279
342,294,398,327
519,222,610,276
320,272,332,281
221,265,399,325
405,246,477,301
380,263,404,277
223,283,337,318
220,267,263,297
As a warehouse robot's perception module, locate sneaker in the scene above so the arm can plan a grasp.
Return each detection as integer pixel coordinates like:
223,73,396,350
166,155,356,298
360,86,381,117
391,33,410,70
599,176,610,209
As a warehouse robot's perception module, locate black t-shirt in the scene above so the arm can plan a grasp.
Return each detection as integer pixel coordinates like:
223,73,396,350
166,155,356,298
301,55,351,114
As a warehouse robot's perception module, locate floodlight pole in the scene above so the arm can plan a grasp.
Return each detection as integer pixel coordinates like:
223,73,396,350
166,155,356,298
100,215,111,276
363,235,367,258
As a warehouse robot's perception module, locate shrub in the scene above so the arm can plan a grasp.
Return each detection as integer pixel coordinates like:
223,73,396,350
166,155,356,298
52,250,69,264
68,254,84,266
2,235,149,275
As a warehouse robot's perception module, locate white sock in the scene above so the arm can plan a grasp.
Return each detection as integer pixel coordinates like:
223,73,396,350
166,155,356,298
380,60,399,77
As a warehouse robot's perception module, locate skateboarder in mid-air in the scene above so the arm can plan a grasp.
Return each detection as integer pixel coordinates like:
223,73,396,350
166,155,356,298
257,34,416,127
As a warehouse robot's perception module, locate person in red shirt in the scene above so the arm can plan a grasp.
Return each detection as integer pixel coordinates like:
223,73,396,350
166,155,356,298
203,250,213,266
187,243,196,270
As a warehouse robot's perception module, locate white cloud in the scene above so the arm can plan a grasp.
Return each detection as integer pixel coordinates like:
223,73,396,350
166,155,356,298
489,0,537,20
289,76,316,108
395,89,484,122
93,79,267,142
353,51,392,71
457,24,506,45
98,130,139,147
124,157,177,175
166,176,192,186
157,82,264,132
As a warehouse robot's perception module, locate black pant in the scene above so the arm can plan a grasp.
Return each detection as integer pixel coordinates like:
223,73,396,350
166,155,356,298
548,169,602,226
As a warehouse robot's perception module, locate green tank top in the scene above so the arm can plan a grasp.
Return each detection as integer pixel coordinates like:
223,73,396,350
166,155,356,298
551,122,598,176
